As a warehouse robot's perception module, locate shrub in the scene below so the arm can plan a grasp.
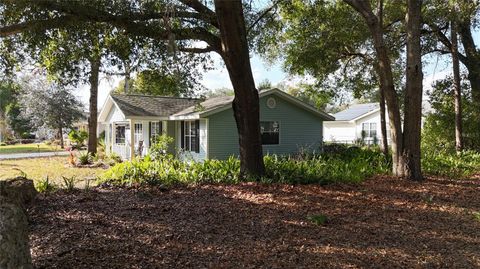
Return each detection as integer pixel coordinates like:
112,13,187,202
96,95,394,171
422,149,480,178
0,142,6,146
148,134,174,160
107,153,123,164
100,148,390,187
19,139,35,144
68,129,88,148
78,152,92,165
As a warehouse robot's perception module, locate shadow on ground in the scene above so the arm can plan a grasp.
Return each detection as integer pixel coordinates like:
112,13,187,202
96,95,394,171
28,176,480,268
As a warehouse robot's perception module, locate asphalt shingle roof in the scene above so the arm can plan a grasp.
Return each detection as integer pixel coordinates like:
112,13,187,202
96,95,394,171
111,94,199,117
172,95,235,117
333,103,379,121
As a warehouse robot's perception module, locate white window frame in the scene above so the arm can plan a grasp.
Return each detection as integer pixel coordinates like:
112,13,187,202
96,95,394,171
150,121,162,140
115,125,126,145
134,123,143,143
183,121,198,152
362,122,377,138
260,121,280,145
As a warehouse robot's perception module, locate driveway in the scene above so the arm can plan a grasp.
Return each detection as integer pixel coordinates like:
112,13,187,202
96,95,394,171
0,151,70,160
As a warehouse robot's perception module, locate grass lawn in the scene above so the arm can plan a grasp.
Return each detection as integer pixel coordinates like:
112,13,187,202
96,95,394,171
0,156,106,185
0,143,61,154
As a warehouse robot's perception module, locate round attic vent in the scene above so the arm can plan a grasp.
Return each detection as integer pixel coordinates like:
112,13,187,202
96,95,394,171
267,97,276,108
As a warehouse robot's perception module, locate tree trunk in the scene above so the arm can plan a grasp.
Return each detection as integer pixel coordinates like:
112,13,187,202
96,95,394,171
403,0,423,181
379,86,389,155
451,20,463,152
87,56,100,155
214,0,265,178
0,178,37,269
457,21,480,127
458,21,480,103
344,0,404,176
124,60,131,94
58,126,64,149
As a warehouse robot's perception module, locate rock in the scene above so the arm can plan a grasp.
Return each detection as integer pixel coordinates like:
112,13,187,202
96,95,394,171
0,177,37,269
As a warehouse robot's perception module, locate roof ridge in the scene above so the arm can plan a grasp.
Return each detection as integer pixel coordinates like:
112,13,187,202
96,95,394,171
111,93,200,100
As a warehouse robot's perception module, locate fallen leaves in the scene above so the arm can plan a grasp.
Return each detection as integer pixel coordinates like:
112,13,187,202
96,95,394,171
28,176,480,268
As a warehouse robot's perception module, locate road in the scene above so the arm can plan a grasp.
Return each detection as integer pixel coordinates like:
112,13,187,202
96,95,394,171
0,151,70,160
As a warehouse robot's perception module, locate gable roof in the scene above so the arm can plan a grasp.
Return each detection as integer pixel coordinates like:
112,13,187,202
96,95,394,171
110,94,199,117
171,95,234,118
333,103,379,121
99,89,334,122
171,88,334,121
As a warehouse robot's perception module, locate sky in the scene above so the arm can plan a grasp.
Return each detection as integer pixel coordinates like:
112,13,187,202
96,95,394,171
76,32,477,110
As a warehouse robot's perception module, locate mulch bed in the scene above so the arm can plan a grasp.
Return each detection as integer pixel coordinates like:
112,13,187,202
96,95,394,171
28,176,480,268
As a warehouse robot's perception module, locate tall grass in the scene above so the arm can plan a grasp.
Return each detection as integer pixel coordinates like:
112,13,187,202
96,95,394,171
100,147,391,186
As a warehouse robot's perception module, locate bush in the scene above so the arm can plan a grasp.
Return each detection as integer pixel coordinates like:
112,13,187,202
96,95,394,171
78,152,92,165
68,129,88,148
107,153,123,164
0,142,6,146
100,148,391,186
148,134,174,160
18,139,35,144
422,149,480,178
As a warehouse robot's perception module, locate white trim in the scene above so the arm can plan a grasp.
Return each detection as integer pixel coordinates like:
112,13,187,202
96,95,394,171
205,118,209,159
260,120,280,146
128,116,170,121
129,119,135,159
98,95,127,123
168,114,200,121
349,108,381,122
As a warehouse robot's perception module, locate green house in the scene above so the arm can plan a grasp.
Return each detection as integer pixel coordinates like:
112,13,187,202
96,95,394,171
98,88,334,161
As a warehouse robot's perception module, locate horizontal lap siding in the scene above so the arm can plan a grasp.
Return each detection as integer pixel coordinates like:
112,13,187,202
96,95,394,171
207,94,324,160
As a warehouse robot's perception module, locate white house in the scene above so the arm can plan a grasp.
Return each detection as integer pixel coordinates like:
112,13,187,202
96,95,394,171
323,103,390,145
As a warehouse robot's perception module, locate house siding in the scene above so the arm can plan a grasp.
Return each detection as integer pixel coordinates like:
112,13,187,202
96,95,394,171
207,93,324,160
323,110,391,144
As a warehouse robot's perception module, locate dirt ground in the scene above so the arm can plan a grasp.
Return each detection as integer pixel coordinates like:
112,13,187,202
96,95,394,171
28,176,480,269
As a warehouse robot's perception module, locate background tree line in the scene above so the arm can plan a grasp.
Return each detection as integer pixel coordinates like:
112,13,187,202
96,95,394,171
1,0,479,180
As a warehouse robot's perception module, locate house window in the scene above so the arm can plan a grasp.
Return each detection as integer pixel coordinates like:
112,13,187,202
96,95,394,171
261,121,279,145
134,123,143,143
362,123,377,138
115,125,126,144
150,121,162,142
181,120,200,153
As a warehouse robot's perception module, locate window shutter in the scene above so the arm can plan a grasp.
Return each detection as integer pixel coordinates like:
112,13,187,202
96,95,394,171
148,122,152,145
195,120,200,153
180,121,185,149
159,121,163,134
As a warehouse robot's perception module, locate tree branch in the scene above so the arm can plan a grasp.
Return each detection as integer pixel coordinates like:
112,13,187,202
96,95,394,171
178,0,218,27
0,16,76,37
247,0,283,34
34,0,218,27
177,46,215,53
